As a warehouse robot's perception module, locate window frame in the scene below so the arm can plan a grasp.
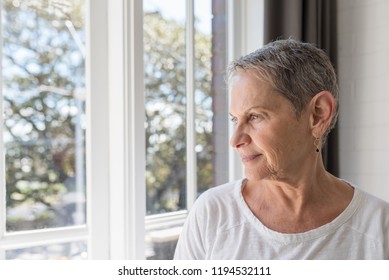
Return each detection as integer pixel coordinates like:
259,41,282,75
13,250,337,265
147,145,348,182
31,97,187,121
107,0,146,259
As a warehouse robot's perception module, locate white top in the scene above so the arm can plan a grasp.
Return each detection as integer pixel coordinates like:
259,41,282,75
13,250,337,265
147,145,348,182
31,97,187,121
174,179,389,260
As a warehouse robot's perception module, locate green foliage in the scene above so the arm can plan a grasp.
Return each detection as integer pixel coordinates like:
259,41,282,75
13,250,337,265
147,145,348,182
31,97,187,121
3,0,85,231
144,12,214,214
3,1,215,225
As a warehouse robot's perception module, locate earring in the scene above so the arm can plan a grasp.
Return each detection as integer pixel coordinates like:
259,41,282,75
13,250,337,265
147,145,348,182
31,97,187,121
314,138,320,153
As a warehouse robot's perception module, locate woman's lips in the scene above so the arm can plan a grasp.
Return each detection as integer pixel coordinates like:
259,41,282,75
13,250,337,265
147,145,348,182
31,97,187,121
240,154,262,163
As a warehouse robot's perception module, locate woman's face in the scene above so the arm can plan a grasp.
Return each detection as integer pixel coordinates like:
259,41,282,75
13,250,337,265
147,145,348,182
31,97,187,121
229,71,313,181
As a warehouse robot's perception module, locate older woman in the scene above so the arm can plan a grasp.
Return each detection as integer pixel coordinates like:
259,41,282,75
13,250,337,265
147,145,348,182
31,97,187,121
174,39,389,259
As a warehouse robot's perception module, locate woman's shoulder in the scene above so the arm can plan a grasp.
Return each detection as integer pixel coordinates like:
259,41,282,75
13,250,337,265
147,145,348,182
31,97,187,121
184,178,249,241
347,184,389,231
354,186,389,212
341,180,389,211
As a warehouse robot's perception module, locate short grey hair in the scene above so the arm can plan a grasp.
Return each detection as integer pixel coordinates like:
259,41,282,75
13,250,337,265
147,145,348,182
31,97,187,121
227,39,338,142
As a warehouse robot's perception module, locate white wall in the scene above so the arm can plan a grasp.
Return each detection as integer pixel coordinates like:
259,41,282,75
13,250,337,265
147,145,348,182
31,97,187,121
337,0,389,201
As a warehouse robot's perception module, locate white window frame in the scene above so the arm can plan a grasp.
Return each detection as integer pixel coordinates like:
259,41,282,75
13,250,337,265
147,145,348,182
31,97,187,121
86,0,110,259
107,0,146,259
0,0,263,260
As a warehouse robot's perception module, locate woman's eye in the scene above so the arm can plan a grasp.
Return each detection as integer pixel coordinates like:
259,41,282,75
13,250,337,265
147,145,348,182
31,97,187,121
230,117,238,125
249,114,262,121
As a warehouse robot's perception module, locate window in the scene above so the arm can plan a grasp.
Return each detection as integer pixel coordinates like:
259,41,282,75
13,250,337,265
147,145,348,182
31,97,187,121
0,0,88,260
1,0,259,260
143,0,229,259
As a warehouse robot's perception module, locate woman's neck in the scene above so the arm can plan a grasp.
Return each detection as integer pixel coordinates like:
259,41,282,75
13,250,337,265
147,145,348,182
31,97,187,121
242,169,354,233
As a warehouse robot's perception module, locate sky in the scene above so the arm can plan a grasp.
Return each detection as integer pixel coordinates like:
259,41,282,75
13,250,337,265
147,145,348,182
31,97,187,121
143,0,212,34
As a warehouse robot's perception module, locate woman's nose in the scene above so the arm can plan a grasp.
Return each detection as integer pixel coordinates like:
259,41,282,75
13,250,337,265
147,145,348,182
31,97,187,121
230,124,251,149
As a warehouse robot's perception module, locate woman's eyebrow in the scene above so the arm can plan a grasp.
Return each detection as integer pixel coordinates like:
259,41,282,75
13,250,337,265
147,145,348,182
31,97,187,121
229,106,269,118
244,105,268,113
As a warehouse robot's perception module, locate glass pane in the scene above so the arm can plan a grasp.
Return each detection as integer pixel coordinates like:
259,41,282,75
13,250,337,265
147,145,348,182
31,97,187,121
144,0,187,215
6,240,87,260
194,0,228,195
2,0,86,231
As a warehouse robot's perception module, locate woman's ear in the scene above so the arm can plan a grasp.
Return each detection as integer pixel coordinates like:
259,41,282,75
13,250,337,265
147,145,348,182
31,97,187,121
309,91,336,137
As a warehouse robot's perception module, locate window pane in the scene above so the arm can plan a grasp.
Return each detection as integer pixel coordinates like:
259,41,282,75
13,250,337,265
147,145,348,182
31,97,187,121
2,0,86,231
6,240,87,260
144,0,187,215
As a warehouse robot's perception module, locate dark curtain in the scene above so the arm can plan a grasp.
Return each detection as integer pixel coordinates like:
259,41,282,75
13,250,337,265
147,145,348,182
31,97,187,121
263,0,338,176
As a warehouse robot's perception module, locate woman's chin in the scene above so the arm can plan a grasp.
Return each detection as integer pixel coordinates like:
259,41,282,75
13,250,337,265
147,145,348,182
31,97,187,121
243,162,280,181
